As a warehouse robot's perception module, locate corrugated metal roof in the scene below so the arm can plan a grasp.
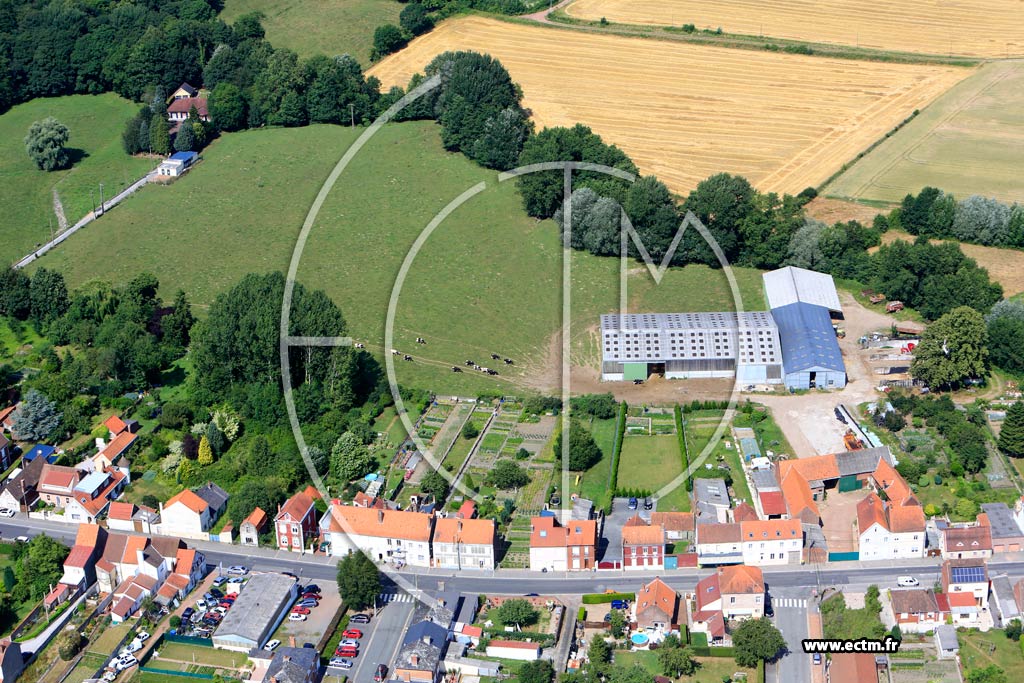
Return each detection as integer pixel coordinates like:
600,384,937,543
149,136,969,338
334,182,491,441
771,302,845,374
763,266,842,312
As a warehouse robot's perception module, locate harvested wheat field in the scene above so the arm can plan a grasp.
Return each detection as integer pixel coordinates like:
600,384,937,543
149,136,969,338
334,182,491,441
874,230,1024,297
369,17,969,196
827,60,1024,206
563,0,1024,58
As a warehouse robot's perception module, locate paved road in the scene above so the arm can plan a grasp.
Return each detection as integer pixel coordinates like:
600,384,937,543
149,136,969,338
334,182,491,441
768,591,811,683
3,518,1022,596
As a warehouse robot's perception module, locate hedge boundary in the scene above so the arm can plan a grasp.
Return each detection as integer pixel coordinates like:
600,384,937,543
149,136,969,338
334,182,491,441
603,401,628,514
582,592,633,604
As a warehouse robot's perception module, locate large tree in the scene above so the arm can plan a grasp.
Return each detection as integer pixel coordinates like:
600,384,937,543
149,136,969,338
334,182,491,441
987,315,1024,374
495,598,539,628
336,551,380,610
486,460,530,489
555,420,603,471
731,618,787,668
998,401,1024,458
29,267,69,325
330,431,376,482
12,389,61,442
12,535,67,603
24,118,70,171
420,469,450,502
911,306,989,388
209,83,248,132
518,660,554,683
656,643,697,677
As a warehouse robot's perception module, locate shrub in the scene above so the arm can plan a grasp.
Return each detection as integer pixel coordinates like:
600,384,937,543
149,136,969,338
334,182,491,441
917,475,931,488
462,422,480,439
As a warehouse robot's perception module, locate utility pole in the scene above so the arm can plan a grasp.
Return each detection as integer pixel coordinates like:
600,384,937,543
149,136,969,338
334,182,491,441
349,104,355,128
99,183,105,215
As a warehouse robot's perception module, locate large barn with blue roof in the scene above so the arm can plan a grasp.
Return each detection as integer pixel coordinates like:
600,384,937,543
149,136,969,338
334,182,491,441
600,265,846,390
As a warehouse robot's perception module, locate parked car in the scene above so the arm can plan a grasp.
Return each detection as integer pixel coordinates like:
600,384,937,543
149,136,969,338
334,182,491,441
291,607,311,615
813,653,822,665
227,576,246,584
102,670,117,682
288,613,307,622
897,576,919,587
208,588,224,599
114,655,138,671
196,599,208,611
303,643,316,649
342,629,363,639
119,642,141,656
297,599,319,608
330,658,354,669
336,648,358,658
643,498,653,510
212,576,228,587
610,600,628,610
627,497,638,510
0,508,15,518
349,613,370,624
375,664,388,681
303,584,321,594
300,592,321,600
14,536,28,543
181,608,194,621
136,631,150,643
602,613,612,622
340,639,360,649
226,565,248,575
264,639,281,652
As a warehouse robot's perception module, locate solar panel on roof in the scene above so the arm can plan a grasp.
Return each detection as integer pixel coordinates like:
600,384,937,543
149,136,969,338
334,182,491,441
950,566,986,583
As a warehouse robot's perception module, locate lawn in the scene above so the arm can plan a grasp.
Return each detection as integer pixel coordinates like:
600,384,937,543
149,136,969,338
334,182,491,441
152,641,246,668
64,652,108,683
219,0,401,64
0,93,155,264
572,417,618,502
613,651,754,682
0,548,35,635
32,119,768,395
957,629,1024,674
617,433,683,496
87,621,134,655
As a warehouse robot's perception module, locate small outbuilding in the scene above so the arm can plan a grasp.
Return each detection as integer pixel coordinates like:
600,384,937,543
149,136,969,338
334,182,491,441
158,151,199,178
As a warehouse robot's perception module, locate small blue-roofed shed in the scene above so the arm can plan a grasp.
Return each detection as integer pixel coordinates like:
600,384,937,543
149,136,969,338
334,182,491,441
770,302,847,390
739,437,761,462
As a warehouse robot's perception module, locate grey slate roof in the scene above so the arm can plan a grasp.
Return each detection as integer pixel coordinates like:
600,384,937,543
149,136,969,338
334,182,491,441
935,624,958,651
265,647,318,683
771,302,845,374
396,620,448,675
694,478,729,508
194,482,229,511
750,469,780,493
980,503,1024,540
991,575,1020,622
835,446,893,477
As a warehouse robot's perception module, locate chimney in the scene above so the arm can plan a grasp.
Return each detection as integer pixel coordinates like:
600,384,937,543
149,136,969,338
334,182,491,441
410,654,419,666
378,509,385,524
422,635,432,645
282,655,291,663
457,521,463,533
289,636,296,648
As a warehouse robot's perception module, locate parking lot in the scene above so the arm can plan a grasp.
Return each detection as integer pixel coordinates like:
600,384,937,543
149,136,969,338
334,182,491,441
600,497,655,562
268,579,342,647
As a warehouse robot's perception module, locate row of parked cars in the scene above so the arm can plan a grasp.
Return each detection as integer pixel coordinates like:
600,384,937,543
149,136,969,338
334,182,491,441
175,567,249,638
327,611,374,671
102,630,151,679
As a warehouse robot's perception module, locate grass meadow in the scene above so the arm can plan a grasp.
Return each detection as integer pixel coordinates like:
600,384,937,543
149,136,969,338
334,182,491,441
0,93,154,264
30,120,767,394
219,0,401,64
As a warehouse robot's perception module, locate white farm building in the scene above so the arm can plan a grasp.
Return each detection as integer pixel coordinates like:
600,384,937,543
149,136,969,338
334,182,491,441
600,266,847,390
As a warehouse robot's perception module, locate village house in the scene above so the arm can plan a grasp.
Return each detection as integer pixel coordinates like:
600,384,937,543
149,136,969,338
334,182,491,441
0,434,11,472
695,522,742,566
394,620,449,682
0,455,45,511
694,478,731,524
275,487,321,552
160,489,215,540
941,559,989,627
650,511,694,542
0,639,24,683
432,517,496,570
691,565,765,645
528,516,598,572
0,405,20,442
634,577,677,631
739,518,802,565
990,574,1019,626
857,492,926,560
265,647,320,683
106,501,159,534
889,588,948,634
622,516,665,569
940,524,993,560
37,463,127,523
240,506,268,546
979,503,1024,553
320,502,434,567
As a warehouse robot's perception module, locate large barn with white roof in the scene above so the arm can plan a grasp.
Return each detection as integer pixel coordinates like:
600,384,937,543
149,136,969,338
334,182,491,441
600,266,846,389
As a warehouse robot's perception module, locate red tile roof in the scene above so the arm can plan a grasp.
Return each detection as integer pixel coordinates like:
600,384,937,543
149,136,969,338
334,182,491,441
829,654,878,683
857,493,888,532
740,518,801,541
718,564,764,595
276,491,315,522
650,512,694,533
947,592,977,608
75,523,102,549
696,522,741,544
104,415,128,435
433,517,495,546
488,640,540,650
623,523,665,546
693,609,725,637
457,500,477,519
778,454,840,483
328,505,433,542
636,577,676,621
758,491,787,516
944,525,993,552
107,501,135,521
98,431,137,461
243,506,268,529
39,464,79,492
529,516,597,548
63,544,93,569
780,469,819,520
732,502,758,523
167,97,208,117
165,489,209,514
695,573,721,612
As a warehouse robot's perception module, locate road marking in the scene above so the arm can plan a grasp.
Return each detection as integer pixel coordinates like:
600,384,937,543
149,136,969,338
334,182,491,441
378,593,412,603
774,598,807,608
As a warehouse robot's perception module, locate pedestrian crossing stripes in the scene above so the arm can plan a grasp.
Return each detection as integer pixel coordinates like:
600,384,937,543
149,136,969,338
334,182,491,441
773,598,807,609
378,593,413,604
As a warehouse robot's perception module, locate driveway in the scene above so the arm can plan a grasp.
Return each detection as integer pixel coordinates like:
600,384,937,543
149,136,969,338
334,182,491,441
599,497,647,561
768,589,812,683
818,490,863,554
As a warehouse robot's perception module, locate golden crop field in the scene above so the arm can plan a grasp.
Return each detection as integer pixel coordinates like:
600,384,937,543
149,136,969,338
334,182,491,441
563,0,1024,58
369,17,969,197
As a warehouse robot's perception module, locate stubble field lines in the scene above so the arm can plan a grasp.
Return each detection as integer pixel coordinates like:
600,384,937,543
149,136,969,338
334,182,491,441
369,17,970,197
563,0,1024,58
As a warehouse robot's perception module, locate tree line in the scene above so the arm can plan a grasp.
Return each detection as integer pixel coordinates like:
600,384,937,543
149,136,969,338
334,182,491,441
896,186,1024,248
